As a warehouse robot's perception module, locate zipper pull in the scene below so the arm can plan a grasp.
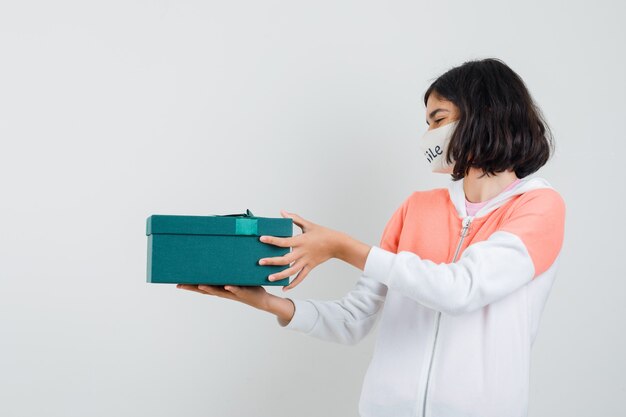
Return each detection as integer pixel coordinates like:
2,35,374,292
460,216,473,237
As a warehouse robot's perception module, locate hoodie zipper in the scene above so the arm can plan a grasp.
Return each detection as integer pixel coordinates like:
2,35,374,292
421,215,473,417
419,177,536,417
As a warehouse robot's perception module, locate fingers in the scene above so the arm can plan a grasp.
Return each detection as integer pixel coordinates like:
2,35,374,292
197,285,236,299
178,284,268,309
224,285,241,295
282,265,311,291
259,235,293,247
258,251,297,266
176,284,207,294
260,211,315,246
178,284,237,300
281,210,312,232
268,260,305,282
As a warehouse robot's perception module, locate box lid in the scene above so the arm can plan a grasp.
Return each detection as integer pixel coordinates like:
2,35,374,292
146,209,293,237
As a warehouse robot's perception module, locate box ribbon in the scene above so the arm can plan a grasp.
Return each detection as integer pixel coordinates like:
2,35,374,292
235,218,258,235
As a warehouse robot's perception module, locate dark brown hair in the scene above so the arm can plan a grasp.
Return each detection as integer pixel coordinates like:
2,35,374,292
424,58,554,181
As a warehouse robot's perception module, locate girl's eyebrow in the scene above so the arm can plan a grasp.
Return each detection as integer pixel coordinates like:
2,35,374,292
426,108,450,125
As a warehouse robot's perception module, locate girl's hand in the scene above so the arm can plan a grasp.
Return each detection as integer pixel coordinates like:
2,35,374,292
258,210,344,291
177,284,270,311
176,284,296,325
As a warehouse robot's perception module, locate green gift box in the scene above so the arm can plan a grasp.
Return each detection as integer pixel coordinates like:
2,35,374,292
146,209,292,286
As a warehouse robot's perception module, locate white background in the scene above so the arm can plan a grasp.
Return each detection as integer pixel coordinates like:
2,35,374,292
1,1,624,416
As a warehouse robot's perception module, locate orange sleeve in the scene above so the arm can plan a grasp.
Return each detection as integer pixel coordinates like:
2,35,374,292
498,188,566,278
378,194,411,254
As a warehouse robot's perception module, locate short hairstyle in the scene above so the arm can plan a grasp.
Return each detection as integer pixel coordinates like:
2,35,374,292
423,58,554,181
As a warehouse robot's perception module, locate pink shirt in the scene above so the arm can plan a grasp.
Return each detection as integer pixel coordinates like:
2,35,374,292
465,178,522,216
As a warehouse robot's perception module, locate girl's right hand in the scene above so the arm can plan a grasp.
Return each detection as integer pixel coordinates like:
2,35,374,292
176,284,295,325
177,284,269,310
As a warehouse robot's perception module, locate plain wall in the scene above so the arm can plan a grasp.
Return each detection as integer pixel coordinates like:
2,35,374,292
1,1,624,416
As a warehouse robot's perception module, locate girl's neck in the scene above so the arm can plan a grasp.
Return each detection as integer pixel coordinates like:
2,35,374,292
463,168,520,203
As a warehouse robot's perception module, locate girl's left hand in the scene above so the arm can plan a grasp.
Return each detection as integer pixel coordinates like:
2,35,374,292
258,210,344,291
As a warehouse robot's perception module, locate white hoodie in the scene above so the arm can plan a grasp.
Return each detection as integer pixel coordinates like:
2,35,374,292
278,175,567,417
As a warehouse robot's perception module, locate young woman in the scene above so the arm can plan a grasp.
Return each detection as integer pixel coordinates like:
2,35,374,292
178,58,566,417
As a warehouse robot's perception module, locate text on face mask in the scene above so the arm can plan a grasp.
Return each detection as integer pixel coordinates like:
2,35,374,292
424,145,443,163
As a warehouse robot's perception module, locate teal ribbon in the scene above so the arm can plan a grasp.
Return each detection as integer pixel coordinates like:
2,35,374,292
235,218,258,235
210,209,257,235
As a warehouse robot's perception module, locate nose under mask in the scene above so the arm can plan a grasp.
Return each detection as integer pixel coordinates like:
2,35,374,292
418,120,459,174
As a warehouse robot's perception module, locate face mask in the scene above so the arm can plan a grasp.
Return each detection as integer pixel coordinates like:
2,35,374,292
418,120,459,174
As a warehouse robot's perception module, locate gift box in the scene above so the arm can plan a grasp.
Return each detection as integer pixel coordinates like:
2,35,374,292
146,209,292,286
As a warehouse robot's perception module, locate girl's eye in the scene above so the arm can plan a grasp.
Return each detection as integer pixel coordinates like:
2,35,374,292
435,118,445,124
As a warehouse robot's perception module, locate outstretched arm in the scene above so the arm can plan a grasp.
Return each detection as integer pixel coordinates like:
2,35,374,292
272,273,388,345
177,272,388,345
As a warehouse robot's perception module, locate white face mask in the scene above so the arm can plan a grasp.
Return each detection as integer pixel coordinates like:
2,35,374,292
418,120,459,174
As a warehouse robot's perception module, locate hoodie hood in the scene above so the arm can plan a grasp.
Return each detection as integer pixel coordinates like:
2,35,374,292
447,175,555,219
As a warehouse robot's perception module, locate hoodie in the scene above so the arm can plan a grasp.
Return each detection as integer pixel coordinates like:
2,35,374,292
279,175,567,417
